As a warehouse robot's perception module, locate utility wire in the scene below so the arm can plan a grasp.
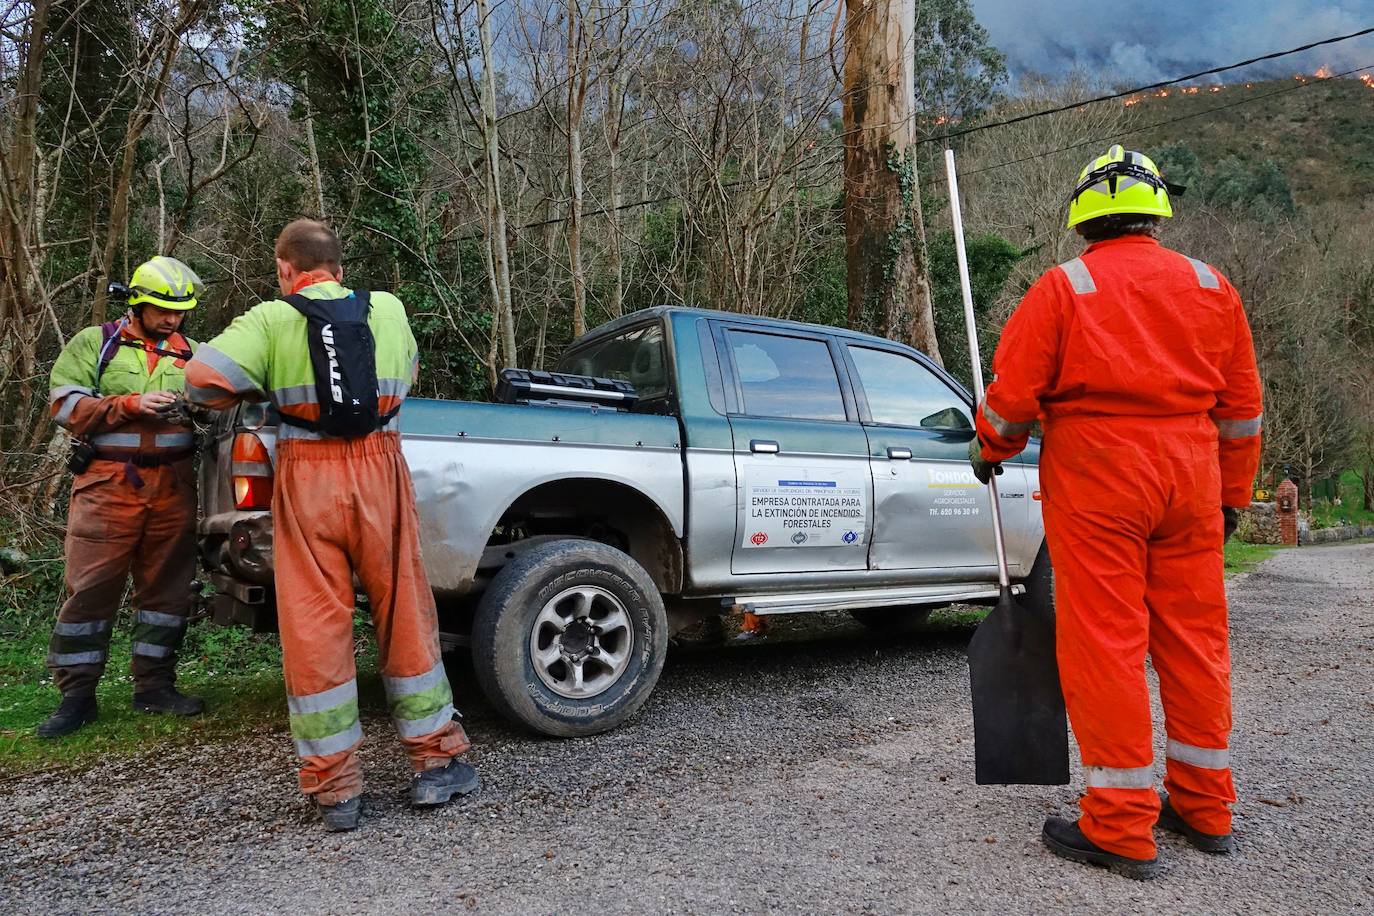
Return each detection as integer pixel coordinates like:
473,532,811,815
960,62,1374,177
921,24,1374,146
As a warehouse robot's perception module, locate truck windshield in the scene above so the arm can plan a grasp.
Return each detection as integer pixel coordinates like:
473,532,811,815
558,323,670,402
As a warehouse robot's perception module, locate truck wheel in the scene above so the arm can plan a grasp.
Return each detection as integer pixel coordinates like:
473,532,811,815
471,539,668,738
849,606,934,635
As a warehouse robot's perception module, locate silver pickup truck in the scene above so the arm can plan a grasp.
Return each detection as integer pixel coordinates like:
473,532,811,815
199,307,1050,737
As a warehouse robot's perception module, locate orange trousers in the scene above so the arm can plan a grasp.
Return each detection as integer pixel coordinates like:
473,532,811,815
1041,415,1235,861
48,459,197,696
273,432,468,806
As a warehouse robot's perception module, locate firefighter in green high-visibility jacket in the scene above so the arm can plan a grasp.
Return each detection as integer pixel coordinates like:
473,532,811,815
39,256,207,738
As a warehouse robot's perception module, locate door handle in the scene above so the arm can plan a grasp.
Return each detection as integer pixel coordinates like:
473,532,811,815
750,439,780,454
886,446,913,460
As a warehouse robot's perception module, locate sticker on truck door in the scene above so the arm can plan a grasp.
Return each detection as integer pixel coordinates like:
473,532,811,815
742,467,868,548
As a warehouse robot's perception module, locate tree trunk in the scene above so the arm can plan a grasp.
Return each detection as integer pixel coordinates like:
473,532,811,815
476,0,516,369
566,1,589,338
842,0,941,364
605,72,626,319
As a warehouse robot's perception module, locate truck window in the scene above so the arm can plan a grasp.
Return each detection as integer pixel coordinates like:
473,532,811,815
848,346,972,430
558,324,669,402
728,330,847,422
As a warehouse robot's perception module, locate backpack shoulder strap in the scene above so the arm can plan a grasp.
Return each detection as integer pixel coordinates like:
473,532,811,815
92,320,125,394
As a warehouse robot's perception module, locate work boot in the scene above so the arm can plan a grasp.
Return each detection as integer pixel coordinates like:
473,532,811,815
36,696,98,739
411,759,482,807
317,796,362,832
1157,793,1234,854
1041,816,1161,881
132,686,205,716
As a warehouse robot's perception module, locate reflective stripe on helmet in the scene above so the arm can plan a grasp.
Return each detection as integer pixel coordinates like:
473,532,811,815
1166,738,1229,770
1215,414,1262,440
1084,764,1154,789
1187,257,1220,289
1059,258,1097,294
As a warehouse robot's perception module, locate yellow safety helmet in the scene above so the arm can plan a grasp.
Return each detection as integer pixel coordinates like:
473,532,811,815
1066,145,1175,229
126,256,202,311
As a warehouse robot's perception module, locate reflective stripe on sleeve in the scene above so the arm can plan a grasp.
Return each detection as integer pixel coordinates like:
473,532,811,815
377,377,410,398
1059,257,1097,294
50,385,93,403
91,432,143,448
154,432,195,448
135,609,187,629
48,650,107,666
54,392,87,427
287,679,358,717
195,345,264,396
980,398,1034,439
1215,414,1262,440
54,619,113,636
1084,764,1155,789
132,641,174,658
1188,257,1221,289
293,720,364,758
1166,739,1230,770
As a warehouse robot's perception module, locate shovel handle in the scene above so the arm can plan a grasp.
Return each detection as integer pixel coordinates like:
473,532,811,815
945,148,1011,590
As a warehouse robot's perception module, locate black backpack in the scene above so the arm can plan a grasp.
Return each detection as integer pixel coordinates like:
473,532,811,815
281,290,398,438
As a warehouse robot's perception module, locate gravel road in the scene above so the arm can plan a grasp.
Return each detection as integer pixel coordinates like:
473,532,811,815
3,542,1372,915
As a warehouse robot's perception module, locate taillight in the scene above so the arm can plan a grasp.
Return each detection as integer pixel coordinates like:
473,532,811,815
231,432,273,510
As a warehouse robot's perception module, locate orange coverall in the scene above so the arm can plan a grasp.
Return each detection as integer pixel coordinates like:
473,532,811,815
184,271,468,806
976,235,1262,860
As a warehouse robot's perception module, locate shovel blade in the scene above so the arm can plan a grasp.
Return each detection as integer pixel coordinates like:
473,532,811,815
968,590,1070,785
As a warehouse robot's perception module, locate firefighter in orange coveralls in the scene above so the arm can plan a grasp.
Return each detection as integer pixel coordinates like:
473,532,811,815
39,257,207,738
184,219,478,832
969,146,1262,879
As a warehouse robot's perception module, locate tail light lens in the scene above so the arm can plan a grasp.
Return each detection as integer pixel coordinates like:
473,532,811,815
231,432,273,510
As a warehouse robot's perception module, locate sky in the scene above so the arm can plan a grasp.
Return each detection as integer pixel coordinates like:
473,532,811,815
969,1,1374,85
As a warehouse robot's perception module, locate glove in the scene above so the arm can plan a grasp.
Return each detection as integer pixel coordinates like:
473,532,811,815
968,436,1003,486
155,393,208,427
1222,506,1239,541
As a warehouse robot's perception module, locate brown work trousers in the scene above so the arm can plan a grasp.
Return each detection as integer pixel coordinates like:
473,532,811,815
47,459,197,697
274,432,469,806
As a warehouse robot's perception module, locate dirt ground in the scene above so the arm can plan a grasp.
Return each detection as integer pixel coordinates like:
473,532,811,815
2,542,1371,915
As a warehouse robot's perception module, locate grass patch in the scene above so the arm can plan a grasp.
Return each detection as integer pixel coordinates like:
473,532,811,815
1307,470,1374,530
1224,540,1282,575
0,531,386,777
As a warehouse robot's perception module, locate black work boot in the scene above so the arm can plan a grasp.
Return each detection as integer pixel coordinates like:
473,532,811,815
36,696,98,738
1042,816,1161,880
132,686,205,716
318,796,362,832
1157,793,1234,854
411,759,482,807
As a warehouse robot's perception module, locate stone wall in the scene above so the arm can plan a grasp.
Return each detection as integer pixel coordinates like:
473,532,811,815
1237,502,1282,544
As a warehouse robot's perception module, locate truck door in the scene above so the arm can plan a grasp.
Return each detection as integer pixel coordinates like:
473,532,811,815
842,343,1031,575
717,325,873,575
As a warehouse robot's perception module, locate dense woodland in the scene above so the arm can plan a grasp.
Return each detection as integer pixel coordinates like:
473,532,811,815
2,0,1372,536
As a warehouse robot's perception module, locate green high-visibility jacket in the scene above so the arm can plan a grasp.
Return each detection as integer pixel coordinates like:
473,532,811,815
184,281,418,439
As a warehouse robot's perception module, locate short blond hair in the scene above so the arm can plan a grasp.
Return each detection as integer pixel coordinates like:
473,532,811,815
275,219,342,271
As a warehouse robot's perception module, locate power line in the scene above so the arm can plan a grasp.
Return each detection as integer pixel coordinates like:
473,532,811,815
960,62,1374,178
921,25,1374,146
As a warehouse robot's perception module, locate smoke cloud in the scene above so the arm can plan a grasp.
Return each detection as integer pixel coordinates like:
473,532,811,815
969,0,1374,85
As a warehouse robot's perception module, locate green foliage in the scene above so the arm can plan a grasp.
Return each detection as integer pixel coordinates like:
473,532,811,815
1155,142,1296,219
1223,540,1281,574
926,229,1024,388
913,0,1008,127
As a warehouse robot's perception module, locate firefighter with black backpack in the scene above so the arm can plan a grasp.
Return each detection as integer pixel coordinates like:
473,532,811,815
40,256,207,738
184,219,478,832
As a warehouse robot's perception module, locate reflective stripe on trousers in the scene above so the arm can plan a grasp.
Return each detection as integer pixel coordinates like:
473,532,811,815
1084,764,1155,789
383,661,455,739
288,679,363,758
1166,738,1229,769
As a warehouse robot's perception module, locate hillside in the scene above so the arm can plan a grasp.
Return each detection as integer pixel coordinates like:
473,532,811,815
1127,74,1374,206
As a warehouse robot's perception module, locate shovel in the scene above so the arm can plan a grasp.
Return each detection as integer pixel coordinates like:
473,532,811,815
944,149,1069,786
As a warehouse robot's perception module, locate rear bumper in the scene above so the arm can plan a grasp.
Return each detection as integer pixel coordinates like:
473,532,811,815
199,511,278,631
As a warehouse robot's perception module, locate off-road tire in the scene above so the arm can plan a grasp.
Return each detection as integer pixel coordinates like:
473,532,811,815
470,539,668,738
